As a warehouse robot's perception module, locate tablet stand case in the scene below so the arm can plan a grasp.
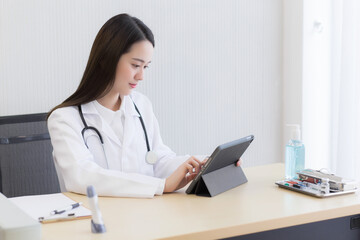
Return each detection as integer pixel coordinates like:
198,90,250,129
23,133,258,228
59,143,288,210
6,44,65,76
190,164,248,197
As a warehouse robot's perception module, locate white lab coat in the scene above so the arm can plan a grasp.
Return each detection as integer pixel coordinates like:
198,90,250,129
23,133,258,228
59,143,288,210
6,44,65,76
48,91,191,198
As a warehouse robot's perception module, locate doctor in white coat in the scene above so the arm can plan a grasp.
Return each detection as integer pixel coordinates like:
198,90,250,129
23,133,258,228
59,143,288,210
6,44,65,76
48,14,241,198
47,14,207,198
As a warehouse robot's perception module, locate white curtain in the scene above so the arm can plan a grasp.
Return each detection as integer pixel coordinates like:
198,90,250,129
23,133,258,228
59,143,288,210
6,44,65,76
331,0,360,181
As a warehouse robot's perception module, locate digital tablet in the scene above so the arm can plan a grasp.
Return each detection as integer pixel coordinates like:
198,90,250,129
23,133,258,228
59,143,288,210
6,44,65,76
186,135,254,195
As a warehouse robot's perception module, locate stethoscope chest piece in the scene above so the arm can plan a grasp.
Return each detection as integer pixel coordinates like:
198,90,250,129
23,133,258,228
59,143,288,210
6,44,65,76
145,151,158,165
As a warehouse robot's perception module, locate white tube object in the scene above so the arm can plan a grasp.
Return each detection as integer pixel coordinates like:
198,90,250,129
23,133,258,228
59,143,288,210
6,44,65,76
87,185,106,233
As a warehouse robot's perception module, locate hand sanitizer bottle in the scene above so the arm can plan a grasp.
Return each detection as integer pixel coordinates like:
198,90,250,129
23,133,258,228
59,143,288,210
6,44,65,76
285,124,305,179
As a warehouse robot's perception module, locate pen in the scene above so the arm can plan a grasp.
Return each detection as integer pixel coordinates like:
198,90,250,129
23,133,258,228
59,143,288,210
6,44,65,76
39,213,77,223
50,202,83,215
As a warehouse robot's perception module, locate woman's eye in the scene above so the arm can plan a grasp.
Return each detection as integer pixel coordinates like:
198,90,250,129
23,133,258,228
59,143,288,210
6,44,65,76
132,64,140,68
144,65,149,69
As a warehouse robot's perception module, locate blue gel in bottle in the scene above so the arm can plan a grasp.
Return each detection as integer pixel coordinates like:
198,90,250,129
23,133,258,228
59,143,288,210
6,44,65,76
285,125,305,179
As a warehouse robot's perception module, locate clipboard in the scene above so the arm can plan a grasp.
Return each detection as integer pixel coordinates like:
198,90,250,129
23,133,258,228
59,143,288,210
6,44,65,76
9,193,91,223
186,135,254,197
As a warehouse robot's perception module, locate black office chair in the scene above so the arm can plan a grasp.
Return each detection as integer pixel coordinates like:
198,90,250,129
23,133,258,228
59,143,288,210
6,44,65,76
0,113,60,197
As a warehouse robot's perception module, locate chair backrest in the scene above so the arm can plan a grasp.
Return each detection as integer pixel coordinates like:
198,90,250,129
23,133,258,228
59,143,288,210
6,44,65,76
0,113,60,197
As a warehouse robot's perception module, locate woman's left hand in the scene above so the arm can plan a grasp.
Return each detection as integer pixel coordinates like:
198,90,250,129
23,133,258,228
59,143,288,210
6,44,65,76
235,158,243,167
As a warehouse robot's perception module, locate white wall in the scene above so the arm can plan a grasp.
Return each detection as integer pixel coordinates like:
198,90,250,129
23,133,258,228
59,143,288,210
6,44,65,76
282,0,303,149
0,0,283,167
283,0,336,171
302,0,332,170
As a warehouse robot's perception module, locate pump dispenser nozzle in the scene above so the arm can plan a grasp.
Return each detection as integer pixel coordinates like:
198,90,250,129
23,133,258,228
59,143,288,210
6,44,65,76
286,124,301,141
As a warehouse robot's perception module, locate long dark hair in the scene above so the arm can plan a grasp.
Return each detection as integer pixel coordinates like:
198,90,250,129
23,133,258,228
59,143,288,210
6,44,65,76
47,13,154,118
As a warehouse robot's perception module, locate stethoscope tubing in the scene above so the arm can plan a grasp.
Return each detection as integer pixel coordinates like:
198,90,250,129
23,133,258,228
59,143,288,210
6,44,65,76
78,105,104,147
78,100,155,165
131,102,151,153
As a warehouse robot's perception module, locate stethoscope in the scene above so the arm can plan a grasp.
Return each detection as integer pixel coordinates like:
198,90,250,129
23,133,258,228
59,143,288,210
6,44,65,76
78,101,158,167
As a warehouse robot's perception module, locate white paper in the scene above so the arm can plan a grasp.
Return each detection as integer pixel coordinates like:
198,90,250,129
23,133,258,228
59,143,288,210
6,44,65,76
9,193,91,221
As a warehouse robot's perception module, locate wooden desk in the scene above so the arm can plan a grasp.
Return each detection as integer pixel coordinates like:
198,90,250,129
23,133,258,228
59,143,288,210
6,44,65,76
41,163,360,240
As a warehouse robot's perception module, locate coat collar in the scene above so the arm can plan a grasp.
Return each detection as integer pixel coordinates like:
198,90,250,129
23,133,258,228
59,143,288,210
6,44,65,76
80,95,140,148
81,95,140,117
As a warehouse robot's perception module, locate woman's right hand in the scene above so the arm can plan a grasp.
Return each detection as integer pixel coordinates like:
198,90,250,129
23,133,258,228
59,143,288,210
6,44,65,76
164,156,202,193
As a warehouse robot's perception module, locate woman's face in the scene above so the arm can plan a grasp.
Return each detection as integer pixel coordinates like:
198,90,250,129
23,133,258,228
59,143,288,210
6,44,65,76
112,40,154,96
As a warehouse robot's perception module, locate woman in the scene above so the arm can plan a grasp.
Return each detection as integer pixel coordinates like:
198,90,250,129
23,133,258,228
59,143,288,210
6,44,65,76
48,14,240,198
